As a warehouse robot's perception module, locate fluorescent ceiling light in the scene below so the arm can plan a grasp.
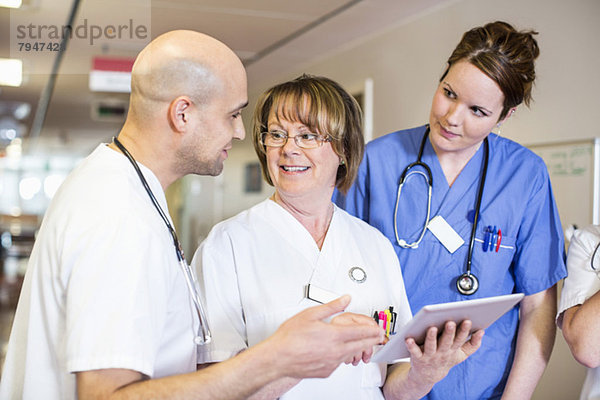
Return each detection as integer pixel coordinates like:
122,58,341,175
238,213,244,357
0,0,22,8
0,59,23,87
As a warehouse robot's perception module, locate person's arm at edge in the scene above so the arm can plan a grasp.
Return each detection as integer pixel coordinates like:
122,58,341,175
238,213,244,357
500,286,557,400
561,290,600,368
558,226,600,368
77,295,384,400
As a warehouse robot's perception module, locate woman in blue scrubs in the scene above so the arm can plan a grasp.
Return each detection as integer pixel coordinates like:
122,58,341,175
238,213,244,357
336,21,567,399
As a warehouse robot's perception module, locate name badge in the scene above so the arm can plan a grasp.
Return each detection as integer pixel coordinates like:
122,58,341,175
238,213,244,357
427,215,464,253
305,284,340,304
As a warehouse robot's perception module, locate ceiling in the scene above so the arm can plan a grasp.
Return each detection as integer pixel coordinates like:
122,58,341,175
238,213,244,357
0,0,451,155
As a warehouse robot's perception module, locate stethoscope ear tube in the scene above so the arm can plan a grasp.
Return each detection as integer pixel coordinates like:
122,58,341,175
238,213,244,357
461,137,489,295
180,258,212,345
592,241,600,271
399,161,433,185
393,127,490,295
394,127,434,249
394,179,432,249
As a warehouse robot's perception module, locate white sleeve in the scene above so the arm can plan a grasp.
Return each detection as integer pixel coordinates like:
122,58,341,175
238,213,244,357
192,226,248,363
65,211,173,377
558,225,600,321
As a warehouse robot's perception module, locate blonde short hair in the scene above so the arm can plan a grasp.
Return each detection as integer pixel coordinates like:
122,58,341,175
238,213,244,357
252,75,364,194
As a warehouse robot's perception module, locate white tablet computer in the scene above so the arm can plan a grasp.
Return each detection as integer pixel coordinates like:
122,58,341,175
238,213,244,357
371,293,524,364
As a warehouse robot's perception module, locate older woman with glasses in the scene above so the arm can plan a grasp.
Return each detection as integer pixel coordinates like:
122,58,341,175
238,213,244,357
192,75,482,400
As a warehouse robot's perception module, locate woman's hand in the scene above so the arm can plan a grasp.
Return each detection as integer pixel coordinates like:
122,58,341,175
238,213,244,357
383,320,484,399
406,320,484,385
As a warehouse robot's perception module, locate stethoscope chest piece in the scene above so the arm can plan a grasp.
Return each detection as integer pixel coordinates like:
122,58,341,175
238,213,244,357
456,272,479,295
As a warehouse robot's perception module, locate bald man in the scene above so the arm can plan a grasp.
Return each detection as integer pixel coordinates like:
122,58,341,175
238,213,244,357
0,31,384,400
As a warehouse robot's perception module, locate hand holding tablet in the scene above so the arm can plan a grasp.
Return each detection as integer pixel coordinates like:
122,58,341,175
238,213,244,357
372,293,524,363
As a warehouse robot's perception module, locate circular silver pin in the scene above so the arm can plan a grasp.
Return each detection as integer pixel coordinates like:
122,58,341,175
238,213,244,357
348,266,367,283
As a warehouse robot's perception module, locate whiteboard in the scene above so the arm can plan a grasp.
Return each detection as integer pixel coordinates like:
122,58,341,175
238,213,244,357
528,139,600,234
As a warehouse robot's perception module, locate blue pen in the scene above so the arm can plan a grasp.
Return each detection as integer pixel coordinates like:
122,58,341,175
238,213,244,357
483,226,491,252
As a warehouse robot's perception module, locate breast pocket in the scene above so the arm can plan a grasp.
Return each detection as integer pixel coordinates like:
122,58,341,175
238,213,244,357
472,228,518,294
244,298,311,346
475,227,515,252
473,210,518,266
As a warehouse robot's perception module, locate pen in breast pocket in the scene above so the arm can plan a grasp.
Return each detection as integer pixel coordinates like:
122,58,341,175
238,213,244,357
373,306,397,338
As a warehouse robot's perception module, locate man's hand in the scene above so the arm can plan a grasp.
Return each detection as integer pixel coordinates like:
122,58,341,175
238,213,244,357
331,311,383,365
267,295,385,379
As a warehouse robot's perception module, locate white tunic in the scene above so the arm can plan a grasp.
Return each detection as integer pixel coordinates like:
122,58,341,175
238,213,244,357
558,224,600,400
193,199,412,400
0,145,199,400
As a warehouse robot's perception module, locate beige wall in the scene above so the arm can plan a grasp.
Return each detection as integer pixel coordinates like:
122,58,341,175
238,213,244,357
224,0,600,224
184,0,599,397
178,143,274,256
246,0,600,147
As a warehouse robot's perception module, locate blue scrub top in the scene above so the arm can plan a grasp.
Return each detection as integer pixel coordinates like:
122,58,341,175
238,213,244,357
335,125,567,399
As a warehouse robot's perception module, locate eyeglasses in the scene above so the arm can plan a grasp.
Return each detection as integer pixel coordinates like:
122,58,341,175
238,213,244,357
261,130,332,149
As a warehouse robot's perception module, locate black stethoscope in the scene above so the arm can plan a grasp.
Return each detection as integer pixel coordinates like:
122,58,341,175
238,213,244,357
394,126,489,295
591,241,600,272
113,137,212,345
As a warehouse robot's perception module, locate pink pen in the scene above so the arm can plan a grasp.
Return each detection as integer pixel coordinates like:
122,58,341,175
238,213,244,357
379,311,387,331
